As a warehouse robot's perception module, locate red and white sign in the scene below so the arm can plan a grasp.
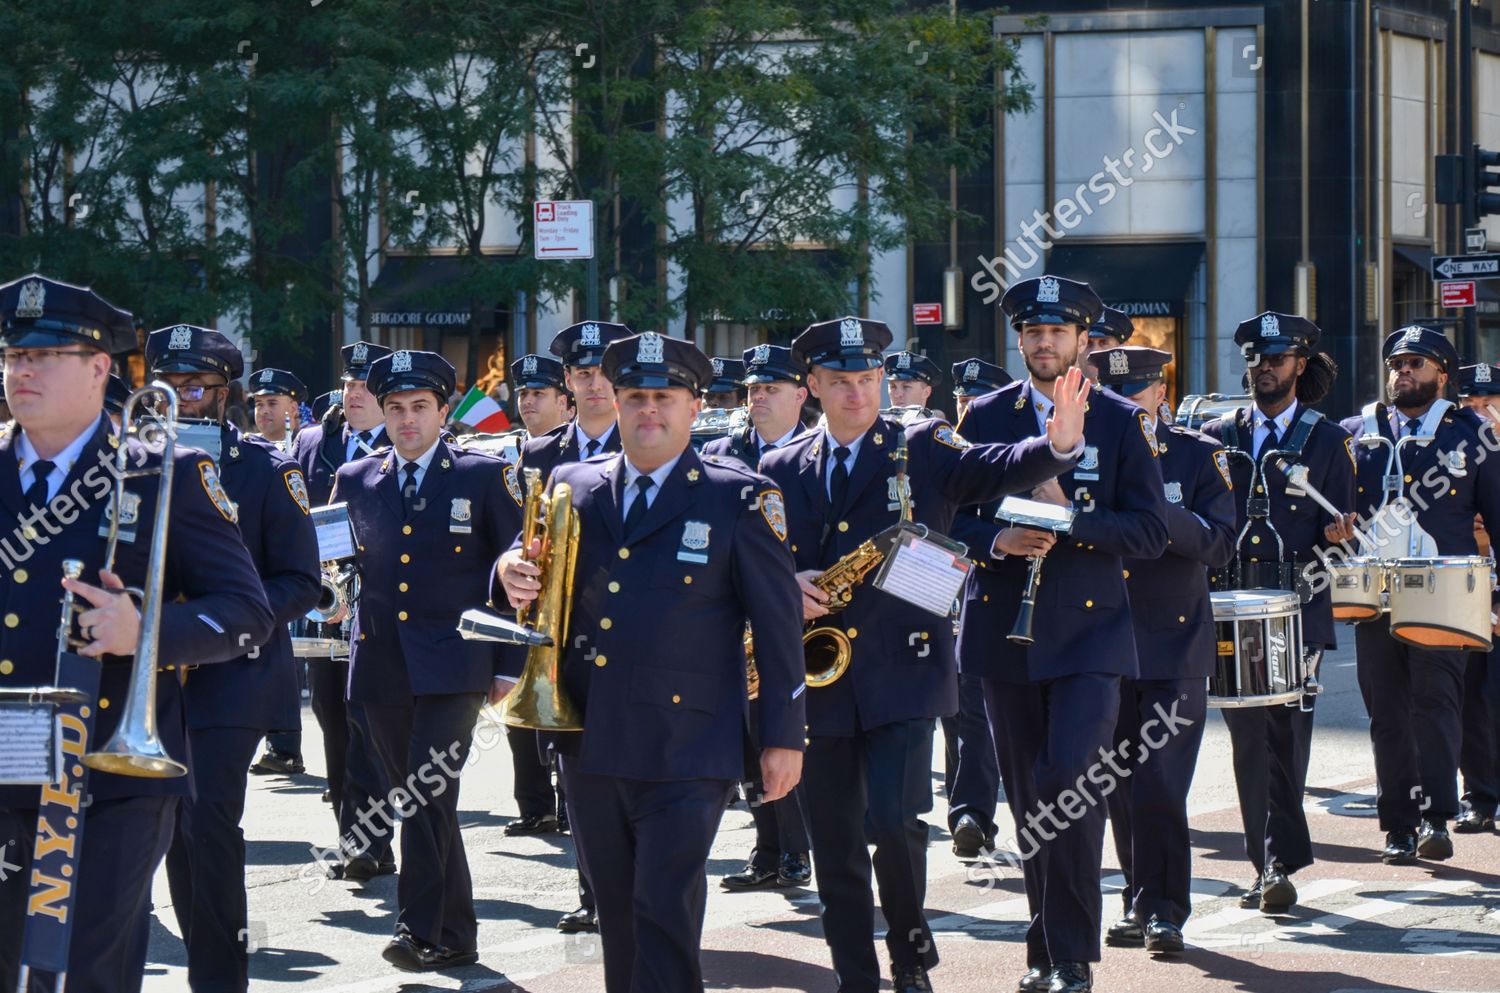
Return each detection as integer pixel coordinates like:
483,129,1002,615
912,303,943,325
533,200,594,259
1440,280,1477,308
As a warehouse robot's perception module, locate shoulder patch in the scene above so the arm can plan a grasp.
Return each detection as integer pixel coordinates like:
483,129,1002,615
1344,436,1356,469
503,463,523,506
199,460,238,523
759,489,788,542
1212,449,1233,490
934,424,971,450
1138,411,1159,456
283,467,311,514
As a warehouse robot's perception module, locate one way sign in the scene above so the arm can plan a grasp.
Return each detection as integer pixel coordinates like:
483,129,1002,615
1432,253,1500,280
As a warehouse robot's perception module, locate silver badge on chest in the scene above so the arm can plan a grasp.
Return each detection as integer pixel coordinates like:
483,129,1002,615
449,497,472,533
679,520,711,564
1164,481,1183,504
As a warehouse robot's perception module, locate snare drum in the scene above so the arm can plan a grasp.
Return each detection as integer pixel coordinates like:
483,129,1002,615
1330,557,1386,621
1387,555,1495,650
1209,590,1307,708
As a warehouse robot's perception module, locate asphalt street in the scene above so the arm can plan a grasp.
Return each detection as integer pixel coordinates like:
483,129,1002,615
142,641,1500,992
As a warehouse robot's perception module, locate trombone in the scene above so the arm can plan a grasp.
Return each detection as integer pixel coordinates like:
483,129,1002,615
82,383,190,779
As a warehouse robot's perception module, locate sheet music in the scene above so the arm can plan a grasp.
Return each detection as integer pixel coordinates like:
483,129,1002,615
311,503,356,561
875,532,971,617
0,704,57,785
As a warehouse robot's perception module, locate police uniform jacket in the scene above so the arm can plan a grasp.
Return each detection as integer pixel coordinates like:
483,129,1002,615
539,449,805,781
292,419,388,507
952,381,1169,683
1339,402,1500,599
1201,404,1355,649
0,417,273,807
1125,420,1237,679
339,440,522,704
518,421,620,486
183,427,321,732
700,424,805,468
758,415,1078,735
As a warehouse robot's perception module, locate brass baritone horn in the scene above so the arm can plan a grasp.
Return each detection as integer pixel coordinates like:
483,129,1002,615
84,383,190,778
496,469,584,731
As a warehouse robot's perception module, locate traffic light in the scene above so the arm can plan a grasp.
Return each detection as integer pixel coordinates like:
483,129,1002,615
1478,144,1500,218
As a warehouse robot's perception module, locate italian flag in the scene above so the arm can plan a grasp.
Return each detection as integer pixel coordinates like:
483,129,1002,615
452,386,511,432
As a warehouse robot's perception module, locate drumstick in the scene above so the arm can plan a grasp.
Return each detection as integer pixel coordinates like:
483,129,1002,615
1271,456,1374,554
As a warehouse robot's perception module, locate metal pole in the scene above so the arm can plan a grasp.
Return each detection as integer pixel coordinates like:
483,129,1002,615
1458,0,1477,359
586,256,599,320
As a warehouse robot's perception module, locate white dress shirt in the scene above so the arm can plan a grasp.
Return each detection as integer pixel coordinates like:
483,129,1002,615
621,453,683,517
17,416,102,504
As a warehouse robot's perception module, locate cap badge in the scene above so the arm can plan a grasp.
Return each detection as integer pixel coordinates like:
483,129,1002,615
352,341,368,363
711,357,724,376
15,279,45,319
752,344,770,365
1260,314,1280,337
260,369,274,383
580,322,601,346
1108,350,1129,376
1037,276,1061,304
839,317,863,347
168,326,194,350
964,360,980,382
1478,364,1493,384
637,331,665,364
391,350,413,373
897,352,912,370
1403,326,1424,344
522,354,538,375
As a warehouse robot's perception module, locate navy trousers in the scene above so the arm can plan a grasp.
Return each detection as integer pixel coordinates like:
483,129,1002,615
560,761,732,993
1222,687,1316,873
941,672,998,835
804,718,937,993
1459,650,1498,817
984,673,1121,967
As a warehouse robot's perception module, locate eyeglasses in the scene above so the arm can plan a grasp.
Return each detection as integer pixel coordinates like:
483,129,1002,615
1386,356,1430,373
2,348,96,370
174,384,226,401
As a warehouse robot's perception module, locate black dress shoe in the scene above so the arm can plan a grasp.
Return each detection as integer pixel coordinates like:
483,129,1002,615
557,810,570,834
1238,876,1263,909
1258,864,1296,914
1453,808,1496,834
952,813,991,859
1018,966,1052,993
381,933,478,972
556,905,598,933
1047,961,1092,993
1418,821,1454,861
1381,828,1418,864
1144,917,1184,955
891,964,932,993
504,813,560,836
250,748,305,775
777,852,812,886
343,854,397,882
1105,916,1143,947
721,861,780,890
321,788,332,803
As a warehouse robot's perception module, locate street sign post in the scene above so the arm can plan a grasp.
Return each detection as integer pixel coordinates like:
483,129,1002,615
1440,280,1477,308
1431,252,1500,280
1466,227,1489,253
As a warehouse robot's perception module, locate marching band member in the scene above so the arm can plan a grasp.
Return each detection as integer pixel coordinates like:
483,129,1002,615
511,353,571,438
1334,329,1500,863
1079,305,1134,374
760,315,1087,993
703,356,747,410
884,350,941,411
701,343,814,891
290,342,398,881
0,275,273,993
1456,362,1500,835
951,358,1012,421
497,331,806,993
516,319,632,934
953,275,1167,993
1200,313,1352,912
1093,346,1235,956
337,349,521,971
147,327,322,993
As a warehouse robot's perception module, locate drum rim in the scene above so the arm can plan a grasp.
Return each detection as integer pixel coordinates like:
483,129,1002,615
1210,589,1301,614
1391,555,1494,568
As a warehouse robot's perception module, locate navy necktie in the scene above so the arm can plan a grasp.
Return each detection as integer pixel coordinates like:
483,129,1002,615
829,446,851,509
24,459,54,508
623,476,654,534
1405,417,1422,438
401,462,421,515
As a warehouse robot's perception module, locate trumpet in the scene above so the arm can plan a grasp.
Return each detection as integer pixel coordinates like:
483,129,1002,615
83,382,190,779
306,563,358,625
493,468,584,731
